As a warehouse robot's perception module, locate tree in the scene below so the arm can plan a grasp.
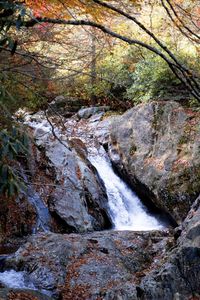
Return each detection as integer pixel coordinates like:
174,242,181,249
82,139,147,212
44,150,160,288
2,0,196,103
1,0,200,103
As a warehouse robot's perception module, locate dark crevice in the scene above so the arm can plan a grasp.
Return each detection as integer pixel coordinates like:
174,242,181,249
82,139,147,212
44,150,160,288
111,162,178,228
50,211,77,234
136,286,145,299
84,187,112,230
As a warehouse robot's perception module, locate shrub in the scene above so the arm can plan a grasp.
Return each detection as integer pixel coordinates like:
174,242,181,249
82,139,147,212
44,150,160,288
126,54,186,103
0,115,29,197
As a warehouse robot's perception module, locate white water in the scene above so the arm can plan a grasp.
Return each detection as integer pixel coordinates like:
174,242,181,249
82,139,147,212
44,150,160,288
0,270,36,289
21,111,164,231
89,153,164,231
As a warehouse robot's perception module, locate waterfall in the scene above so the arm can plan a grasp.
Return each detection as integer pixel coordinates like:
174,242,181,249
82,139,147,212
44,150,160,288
22,111,164,231
89,151,164,231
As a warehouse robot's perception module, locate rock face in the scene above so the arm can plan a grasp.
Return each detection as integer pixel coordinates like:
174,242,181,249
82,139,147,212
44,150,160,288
46,140,111,232
3,195,200,300
77,106,110,119
5,230,170,299
140,196,200,300
26,112,112,233
109,101,200,223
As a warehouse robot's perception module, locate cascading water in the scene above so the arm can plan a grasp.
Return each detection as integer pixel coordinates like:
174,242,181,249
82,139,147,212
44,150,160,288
20,168,52,233
0,110,167,297
0,269,51,296
89,151,164,231
27,189,51,233
0,270,36,289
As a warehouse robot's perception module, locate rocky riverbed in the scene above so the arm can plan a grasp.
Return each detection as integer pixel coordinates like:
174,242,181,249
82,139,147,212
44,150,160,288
0,100,199,299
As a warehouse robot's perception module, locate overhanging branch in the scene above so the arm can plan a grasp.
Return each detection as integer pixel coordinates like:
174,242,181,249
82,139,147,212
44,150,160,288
3,5,200,101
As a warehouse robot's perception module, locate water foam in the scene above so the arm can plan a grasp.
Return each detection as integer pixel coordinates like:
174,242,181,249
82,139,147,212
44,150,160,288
89,153,163,231
0,270,35,289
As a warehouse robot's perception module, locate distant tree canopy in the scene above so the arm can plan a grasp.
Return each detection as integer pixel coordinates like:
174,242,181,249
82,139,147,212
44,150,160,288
0,0,200,103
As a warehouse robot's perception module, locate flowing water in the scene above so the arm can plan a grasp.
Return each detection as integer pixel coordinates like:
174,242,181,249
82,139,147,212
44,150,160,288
0,112,166,293
24,111,164,231
0,270,36,289
20,169,52,233
89,152,164,231
27,190,51,233
0,270,51,296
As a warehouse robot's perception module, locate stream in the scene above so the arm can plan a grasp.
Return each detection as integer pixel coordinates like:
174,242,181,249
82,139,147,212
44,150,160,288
0,110,165,292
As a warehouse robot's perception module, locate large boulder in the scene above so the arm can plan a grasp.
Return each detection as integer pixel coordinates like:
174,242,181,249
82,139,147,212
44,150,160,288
139,195,200,300
5,230,170,299
109,101,200,223
46,139,111,232
26,113,112,233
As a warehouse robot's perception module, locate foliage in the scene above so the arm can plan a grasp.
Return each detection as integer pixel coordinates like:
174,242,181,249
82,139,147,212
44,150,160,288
59,44,196,106
1,72,50,111
0,0,27,54
24,0,130,19
2,0,200,106
0,126,29,197
126,55,182,103
61,44,133,101
91,46,132,99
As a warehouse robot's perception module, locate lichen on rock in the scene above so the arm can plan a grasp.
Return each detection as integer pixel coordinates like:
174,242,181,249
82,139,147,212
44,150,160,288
109,101,200,223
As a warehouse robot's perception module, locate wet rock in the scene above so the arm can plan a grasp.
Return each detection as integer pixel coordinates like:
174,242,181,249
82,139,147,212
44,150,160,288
109,101,200,223
0,288,51,300
63,111,117,151
5,230,170,299
46,140,111,232
77,106,110,119
140,195,200,300
27,113,112,233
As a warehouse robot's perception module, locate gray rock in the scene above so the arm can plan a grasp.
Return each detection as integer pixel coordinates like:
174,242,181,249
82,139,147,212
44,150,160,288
5,230,170,299
77,106,110,119
109,101,200,223
140,195,200,300
28,115,112,233
47,140,111,232
0,288,52,300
